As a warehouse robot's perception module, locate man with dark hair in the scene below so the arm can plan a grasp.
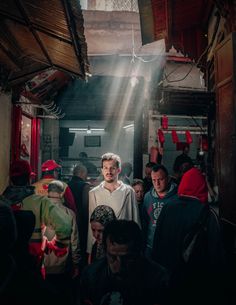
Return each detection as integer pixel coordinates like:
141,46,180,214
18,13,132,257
68,164,90,266
131,179,144,219
87,153,140,255
142,164,178,258
33,159,77,213
81,220,169,305
172,145,193,183
143,162,156,193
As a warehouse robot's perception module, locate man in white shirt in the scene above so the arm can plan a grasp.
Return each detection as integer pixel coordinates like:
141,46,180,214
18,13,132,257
87,152,140,255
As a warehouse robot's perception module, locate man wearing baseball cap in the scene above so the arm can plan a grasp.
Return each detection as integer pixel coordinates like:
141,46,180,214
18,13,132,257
33,159,77,213
3,159,73,271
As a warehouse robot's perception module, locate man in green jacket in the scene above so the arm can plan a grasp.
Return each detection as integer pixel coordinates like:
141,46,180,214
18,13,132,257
3,159,72,267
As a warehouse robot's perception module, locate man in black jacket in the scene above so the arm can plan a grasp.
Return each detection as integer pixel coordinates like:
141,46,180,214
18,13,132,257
152,167,227,305
80,220,169,305
68,164,90,266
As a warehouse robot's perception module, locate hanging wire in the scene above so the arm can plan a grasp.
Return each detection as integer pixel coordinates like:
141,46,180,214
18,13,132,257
163,9,221,84
18,95,65,119
130,25,163,64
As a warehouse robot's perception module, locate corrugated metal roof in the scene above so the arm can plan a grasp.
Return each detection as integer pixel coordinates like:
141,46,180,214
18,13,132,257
0,0,89,85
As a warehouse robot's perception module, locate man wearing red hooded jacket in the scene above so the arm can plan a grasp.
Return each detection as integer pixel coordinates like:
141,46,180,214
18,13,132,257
151,166,226,305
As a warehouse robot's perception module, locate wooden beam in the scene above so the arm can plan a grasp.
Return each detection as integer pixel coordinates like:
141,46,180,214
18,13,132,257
61,0,86,78
14,0,53,66
0,42,21,69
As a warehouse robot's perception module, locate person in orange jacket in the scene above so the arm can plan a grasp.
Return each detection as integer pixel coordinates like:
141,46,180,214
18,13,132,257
33,159,77,214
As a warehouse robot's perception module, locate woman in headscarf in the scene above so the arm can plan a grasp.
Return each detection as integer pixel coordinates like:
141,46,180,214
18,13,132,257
89,205,116,263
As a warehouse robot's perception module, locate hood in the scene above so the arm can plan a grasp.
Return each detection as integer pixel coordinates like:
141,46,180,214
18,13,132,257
3,186,35,205
178,167,208,203
151,182,177,199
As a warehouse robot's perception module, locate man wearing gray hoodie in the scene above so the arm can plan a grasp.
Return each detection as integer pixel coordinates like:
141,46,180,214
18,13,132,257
142,164,177,258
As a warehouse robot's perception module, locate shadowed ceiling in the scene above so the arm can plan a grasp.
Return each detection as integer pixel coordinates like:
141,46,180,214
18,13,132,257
0,0,89,86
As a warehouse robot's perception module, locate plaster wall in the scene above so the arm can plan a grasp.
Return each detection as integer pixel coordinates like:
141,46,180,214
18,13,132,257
83,10,165,58
0,93,12,193
41,119,59,166
163,61,206,90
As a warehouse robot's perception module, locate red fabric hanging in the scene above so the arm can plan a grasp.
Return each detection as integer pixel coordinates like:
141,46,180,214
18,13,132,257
185,130,193,144
158,129,165,144
171,130,179,143
161,115,168,129
150,146,159,163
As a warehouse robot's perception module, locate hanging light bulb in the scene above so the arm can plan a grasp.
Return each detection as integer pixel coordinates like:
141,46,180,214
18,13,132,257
199,135,204,156
87,125,91,134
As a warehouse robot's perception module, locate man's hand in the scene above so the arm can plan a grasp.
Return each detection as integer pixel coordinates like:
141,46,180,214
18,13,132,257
45,237,68,257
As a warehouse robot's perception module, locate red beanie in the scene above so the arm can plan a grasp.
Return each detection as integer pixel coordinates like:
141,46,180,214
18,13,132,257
178,167,208,204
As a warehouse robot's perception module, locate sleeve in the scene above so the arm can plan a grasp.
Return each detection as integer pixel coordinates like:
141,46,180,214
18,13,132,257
64,185,77,214
70,211,81,267
41,197,72,246
82,184,90,226
129,188,141,227
87,190,96,254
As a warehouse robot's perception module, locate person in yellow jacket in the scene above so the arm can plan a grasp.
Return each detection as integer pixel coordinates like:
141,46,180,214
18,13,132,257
33,159,77,213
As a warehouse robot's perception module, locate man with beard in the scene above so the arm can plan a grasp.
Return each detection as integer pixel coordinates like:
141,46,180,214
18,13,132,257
87,153,140,256
81,220,169,305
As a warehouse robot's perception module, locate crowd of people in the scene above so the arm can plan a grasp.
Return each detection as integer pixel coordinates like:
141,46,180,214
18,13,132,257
0,150,233,305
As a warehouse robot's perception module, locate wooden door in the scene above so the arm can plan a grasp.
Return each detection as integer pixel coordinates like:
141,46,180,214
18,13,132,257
215,32,236,225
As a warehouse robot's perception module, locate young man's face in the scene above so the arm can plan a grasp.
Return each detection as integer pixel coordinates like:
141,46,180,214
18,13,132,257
102,160,120,183
106,237,137,277
151,169,168,195
133,184,144,202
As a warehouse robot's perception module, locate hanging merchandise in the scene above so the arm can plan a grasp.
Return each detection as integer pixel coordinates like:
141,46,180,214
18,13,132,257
201,135,208,151
161,115,168,129
171,130,179,144
185,130,193,144
150,146,159,163
158,129,165,145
